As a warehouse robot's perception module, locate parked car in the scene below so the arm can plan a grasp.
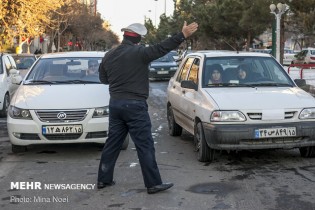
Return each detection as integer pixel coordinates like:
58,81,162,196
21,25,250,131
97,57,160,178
167,51,315,162
0,53,23,117
7,51,129,153
169,50,179,61
283,49,298,66
292,48,315,64
251,48,272,54
11,53,37,78
149,52,178,80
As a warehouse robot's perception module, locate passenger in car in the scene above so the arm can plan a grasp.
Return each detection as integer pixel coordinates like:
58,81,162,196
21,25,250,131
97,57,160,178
237,63,251,83
87,60,99,76
207,64,223,84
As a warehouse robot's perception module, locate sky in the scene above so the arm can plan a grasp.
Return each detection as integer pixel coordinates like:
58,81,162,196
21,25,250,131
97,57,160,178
97,0,174,40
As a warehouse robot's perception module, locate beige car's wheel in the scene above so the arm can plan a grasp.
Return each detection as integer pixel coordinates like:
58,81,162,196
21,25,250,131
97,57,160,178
195,122,215,162
299,146,315,158
167,105,182,136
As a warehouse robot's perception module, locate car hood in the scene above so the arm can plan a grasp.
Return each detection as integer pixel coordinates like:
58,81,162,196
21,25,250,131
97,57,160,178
204,87,315,109
11,84,110,109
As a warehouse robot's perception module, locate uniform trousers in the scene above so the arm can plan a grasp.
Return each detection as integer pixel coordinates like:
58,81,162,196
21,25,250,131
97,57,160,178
97,98,162,188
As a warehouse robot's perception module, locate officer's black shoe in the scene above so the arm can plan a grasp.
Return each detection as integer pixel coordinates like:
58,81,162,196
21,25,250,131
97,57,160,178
147,182,174,194
97,180,116,189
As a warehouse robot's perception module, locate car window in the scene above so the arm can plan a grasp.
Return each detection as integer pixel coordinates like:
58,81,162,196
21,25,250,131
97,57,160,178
0,56,3,74
176,57,194,83
203,56,294,87
3,56,12,74
187,58,200,85
8,56,17,69
25,57,103,84
310,50,315,55
13,56,36,69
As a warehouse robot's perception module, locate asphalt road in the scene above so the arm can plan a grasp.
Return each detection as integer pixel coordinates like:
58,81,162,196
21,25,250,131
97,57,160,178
0,81,314,210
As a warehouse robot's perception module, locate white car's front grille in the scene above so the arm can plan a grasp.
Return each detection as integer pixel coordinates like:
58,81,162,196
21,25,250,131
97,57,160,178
247,111,296,120
35,110,88,122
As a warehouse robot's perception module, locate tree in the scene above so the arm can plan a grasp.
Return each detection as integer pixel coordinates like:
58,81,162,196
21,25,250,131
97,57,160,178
0,0,63,52
67,4,119,51
286,0,315,48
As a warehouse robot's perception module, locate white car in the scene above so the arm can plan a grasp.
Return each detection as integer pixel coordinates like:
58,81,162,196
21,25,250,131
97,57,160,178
167,51,315,162
0,53,23,117
7,51,129,153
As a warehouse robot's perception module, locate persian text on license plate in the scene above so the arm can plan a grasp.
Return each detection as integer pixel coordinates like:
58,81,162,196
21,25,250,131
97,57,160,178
157,70,169,74
255,127,296,138
42,125,83,134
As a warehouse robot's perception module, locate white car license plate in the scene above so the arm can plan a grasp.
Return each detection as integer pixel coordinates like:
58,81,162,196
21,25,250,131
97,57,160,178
157,70,169,74
42,125,83,134
255,127,296,138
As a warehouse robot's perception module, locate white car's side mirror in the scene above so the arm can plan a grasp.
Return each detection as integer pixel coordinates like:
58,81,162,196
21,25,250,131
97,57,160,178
9,69,19,75
10,69,23,84
11,75,22,85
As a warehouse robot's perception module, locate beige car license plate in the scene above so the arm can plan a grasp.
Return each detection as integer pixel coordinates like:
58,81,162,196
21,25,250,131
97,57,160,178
42,125,83,134
255,127,296,138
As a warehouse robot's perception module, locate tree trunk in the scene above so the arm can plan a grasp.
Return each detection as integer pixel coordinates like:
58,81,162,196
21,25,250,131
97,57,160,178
246,32,251,51
57,31,61,52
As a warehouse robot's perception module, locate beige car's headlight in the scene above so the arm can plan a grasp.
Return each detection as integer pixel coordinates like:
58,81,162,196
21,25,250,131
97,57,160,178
210,111,246,122
299,108,315,119
93,106,109,118
8,106,32,120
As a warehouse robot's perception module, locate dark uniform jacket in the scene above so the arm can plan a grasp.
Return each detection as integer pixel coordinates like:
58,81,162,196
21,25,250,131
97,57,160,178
99,32,186,100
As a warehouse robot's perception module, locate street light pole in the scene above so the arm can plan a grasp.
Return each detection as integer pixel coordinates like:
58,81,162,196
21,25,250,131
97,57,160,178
154,0,158,27
270,3,287,62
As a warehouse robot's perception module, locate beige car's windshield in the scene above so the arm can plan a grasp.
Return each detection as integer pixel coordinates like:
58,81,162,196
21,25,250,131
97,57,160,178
203,56,294,87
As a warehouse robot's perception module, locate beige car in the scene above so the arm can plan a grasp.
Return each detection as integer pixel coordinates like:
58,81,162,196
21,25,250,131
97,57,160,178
167,51,315,162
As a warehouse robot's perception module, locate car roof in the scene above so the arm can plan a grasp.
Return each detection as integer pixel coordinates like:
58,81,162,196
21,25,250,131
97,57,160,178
188,50,273,58
40,51,106,59
11,53,36,57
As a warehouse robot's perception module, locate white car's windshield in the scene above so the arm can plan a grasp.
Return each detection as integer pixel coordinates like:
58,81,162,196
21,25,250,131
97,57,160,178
25,57,102,84
203,56,295,87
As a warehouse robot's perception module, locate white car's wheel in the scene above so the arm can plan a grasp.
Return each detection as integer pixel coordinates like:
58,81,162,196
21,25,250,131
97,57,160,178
195,122,215,162
12,144,27,153
0,93,10,117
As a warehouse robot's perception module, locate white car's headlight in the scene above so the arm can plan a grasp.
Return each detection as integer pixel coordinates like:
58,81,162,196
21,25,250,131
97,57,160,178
210,111,246,122
93,106,109,118
149,67,155,71
299,108,315,119
8,106,32,120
